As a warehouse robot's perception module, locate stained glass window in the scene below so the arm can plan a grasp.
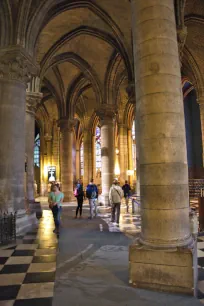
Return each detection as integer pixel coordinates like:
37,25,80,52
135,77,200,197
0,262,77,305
34,134,40,167
96,126,101,171
80,142,84,176
132,121,136,170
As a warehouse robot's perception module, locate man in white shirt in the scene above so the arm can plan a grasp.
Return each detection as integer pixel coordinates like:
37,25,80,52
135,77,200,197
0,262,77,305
109,180,124,225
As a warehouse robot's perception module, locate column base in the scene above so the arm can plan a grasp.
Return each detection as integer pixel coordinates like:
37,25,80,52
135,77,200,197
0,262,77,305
98,194,110,206
16,209,38,236
29,201,43,219
129,239,197,296
64,191,74,202
40,182,48,196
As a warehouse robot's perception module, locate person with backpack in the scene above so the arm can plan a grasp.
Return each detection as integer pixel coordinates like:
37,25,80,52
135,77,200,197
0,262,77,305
74,179,84,218
122,180,131,213
109,180,124,225
86,179,98,219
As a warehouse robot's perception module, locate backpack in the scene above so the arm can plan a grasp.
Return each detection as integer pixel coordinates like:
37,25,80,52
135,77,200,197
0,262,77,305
90,185,97,199
74,188,78,197
86,184,97,199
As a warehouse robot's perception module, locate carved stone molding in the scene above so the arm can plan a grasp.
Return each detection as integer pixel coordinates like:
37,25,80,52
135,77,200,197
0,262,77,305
95,105,117,123
26,92,43,116
177,26,188,64
58,118,76,132
81,115,92,131
0,46,38,84
126,82,136,104
44,134,52,143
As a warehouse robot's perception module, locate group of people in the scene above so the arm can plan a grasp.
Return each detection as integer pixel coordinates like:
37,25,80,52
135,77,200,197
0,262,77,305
48,179,132,235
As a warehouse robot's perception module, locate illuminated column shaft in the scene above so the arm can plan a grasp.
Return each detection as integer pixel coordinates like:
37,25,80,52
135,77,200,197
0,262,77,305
25,91,42,201
118,124,128,185
58,119,75,201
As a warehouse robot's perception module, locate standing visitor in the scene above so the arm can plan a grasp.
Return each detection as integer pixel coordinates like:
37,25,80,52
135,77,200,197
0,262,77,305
122,180,131,213
74,179,85,218
86,179,98,219
109,180,124,225
48,183,64,234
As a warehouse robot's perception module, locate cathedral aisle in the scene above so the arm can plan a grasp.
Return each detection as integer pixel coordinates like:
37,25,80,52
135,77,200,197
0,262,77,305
0,204,202,306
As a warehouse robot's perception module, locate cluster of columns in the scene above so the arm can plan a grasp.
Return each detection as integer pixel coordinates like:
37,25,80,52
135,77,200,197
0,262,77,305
26,78,42,202
0,47,38,233
0,0,198,295
58,118,75,201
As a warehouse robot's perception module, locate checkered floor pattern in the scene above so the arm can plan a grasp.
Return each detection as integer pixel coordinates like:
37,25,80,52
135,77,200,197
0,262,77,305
0,210,57,306
99,203,141,234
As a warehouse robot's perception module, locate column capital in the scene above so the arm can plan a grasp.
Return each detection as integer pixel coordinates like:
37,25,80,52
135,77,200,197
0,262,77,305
58,118,76,132
44,134,52,142
95,105,117,123
0,46,39,84
81,115,92,130
118,123,128,129
26,91,42,116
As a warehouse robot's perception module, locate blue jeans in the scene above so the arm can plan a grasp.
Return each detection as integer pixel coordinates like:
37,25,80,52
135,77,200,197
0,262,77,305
89,199,97,218
52,206,62,230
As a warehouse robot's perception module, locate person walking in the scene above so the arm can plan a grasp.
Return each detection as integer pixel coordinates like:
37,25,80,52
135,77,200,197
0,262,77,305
122,180,131,213
74,179,84,218
109,180,124,225
86,179,98,219
48,183,64,235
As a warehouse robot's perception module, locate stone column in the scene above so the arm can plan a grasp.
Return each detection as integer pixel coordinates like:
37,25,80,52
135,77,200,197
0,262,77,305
135,112,140,196
83,129,93,188
75,145,80,180
198,97,204,165
44,134,52,168
127,128,134,186
26,90,42,202
130,0,196,295
118,124,128,185
97,106,116,205
0,47,38,233
58,119,75,201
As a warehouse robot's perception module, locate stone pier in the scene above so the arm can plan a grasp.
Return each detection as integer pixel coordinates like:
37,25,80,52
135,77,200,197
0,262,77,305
129,0,197,295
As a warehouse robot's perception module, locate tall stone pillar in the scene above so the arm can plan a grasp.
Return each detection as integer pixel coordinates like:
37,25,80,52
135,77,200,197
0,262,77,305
83,129,93,188
135,113,140,196
118,124,128,185
75,145,80,180
26,85,42,202
198,97,204,165
0,47,38,233
97,106,116,205
130,0,196,295
44,134,52,168
58,119,75,201
127,128,133,186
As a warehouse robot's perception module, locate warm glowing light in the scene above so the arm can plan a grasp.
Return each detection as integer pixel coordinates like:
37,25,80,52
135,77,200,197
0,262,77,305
115,148,119,155
115,164,120,176
127,170,134,176
44,164,48,178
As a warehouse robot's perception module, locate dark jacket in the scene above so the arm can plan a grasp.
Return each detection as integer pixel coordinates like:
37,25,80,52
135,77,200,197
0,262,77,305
122,184,131,197
86,183,98,199
76,183,84,198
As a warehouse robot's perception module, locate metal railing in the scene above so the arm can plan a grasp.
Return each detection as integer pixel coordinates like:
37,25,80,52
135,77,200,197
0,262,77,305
130,194,141,214
0,212,16,245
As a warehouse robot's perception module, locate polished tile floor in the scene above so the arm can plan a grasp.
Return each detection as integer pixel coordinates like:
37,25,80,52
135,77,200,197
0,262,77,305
0,210,57,306
0,201,204,305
